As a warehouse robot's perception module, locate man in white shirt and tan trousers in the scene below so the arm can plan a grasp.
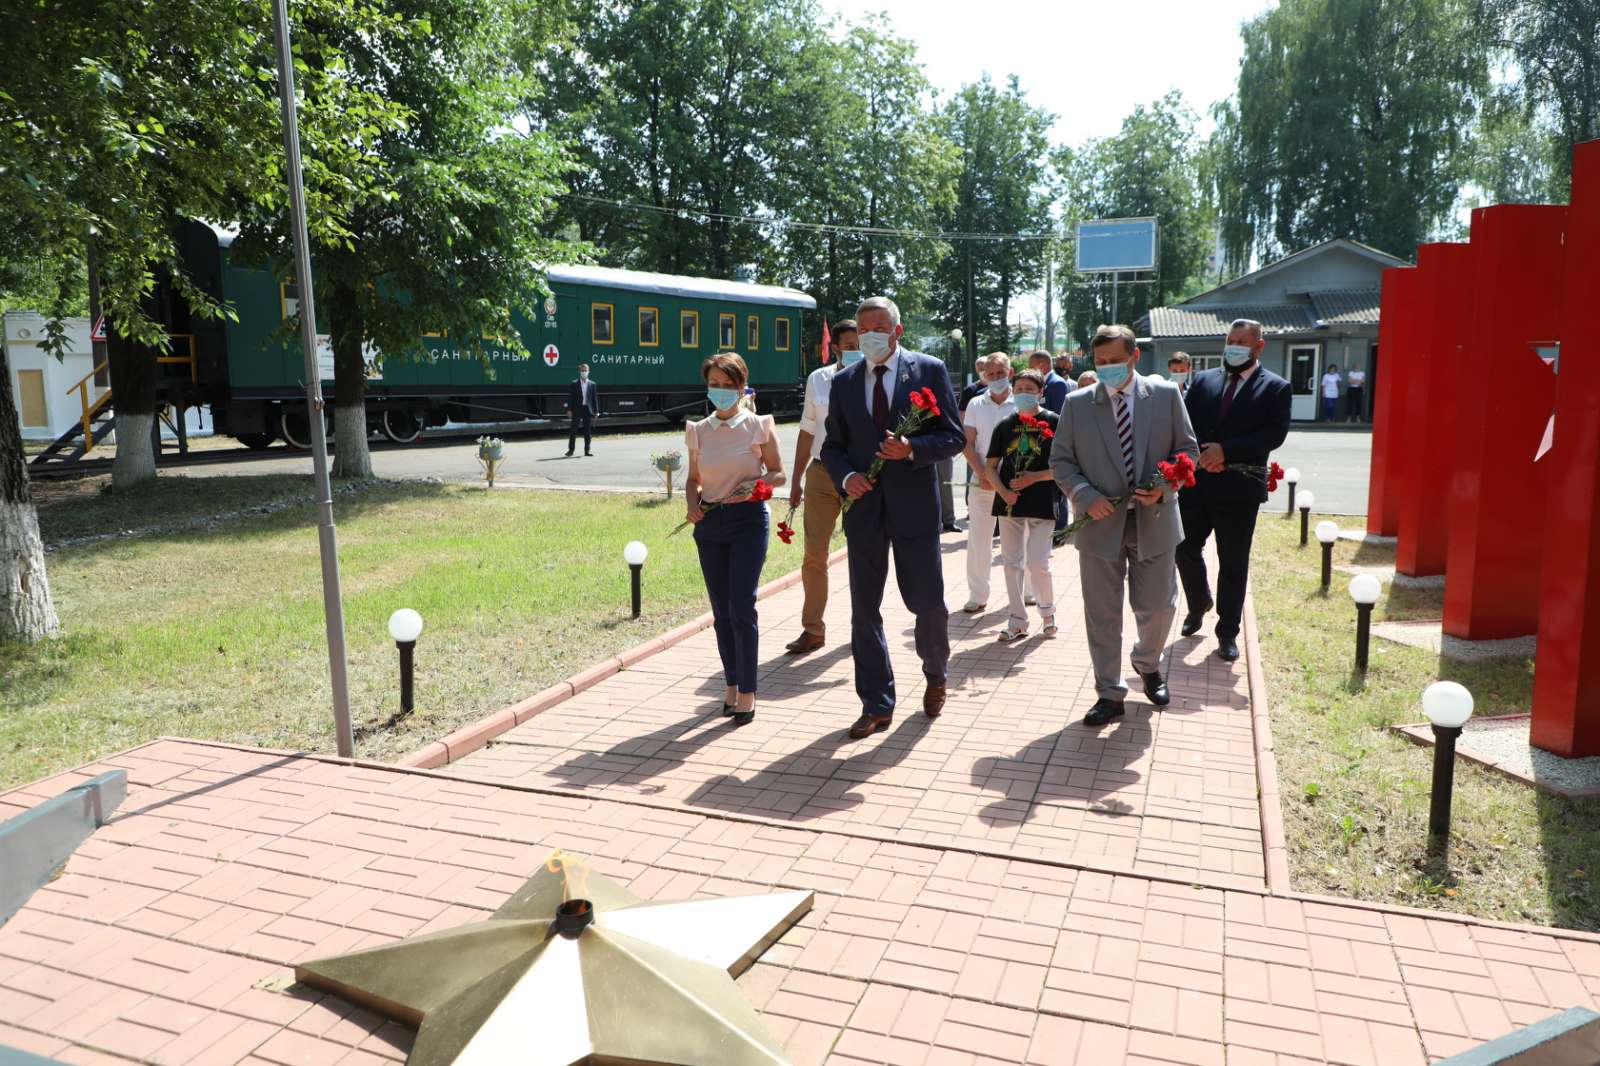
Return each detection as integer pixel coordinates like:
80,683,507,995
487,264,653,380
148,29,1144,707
785,319,860,654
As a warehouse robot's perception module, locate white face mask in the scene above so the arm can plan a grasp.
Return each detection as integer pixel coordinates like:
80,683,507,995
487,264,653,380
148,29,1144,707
1169,371,1188,385
859,331,893,364
1223,344,1254,369
579,371,589,379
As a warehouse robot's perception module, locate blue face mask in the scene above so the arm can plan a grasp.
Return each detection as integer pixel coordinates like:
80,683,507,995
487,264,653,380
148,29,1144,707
987,377,1011,396
1013,392,1041,412
1224,344,1254,369
707,387,741,411
839,350,864,367
1097,361,1131,389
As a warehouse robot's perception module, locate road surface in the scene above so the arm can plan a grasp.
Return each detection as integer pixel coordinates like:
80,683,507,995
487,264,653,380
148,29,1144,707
176,422,1374,517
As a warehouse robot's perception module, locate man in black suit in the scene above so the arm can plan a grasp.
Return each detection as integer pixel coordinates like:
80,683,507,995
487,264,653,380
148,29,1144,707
566,363,598,456
1176,318,1292,661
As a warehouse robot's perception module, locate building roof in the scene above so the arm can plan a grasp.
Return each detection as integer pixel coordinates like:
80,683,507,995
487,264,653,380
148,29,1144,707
545,264,817,310
1144,303,1316,339
1308,288,1382,325
1181,238,1407,305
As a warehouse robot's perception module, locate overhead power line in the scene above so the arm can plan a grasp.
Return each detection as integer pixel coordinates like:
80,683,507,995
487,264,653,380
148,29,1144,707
567,192,1064,243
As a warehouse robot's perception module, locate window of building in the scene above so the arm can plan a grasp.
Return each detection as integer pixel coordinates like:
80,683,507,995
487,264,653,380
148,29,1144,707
681,310,700,348
280,280,299,321
746,315,759,351
639,306,660,346
17,369,46,427
592,303,615,345
718,313,736,349
775,317,791,351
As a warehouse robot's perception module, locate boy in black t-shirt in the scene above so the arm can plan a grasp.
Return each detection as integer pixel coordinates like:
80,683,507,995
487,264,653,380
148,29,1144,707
985,370,1061,641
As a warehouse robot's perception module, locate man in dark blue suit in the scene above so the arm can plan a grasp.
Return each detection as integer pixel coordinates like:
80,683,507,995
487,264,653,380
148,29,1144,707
1176,318,1293,661
822,296,966,739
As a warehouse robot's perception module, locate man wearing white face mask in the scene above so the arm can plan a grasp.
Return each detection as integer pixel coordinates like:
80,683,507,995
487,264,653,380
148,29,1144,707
960,354,1017,612
1175,318,1293,662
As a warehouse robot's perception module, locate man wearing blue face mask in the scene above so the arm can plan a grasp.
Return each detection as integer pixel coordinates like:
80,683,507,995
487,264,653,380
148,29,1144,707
820,295,966,739
1175,318,1293,662
1051,325,1198,726
785,318,859,655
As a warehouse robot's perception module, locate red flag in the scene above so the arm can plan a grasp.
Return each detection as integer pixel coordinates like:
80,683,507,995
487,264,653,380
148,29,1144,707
820,317,832,365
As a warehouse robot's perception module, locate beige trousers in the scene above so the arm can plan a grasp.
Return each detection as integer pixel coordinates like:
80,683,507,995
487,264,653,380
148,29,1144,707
800,461,843,636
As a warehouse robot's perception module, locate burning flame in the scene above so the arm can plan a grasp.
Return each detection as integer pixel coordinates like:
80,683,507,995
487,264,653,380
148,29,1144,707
545,849,590,902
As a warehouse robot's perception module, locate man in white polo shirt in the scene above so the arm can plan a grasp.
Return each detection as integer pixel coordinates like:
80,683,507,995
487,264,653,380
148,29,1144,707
960,353,1016,612
784,319,860,654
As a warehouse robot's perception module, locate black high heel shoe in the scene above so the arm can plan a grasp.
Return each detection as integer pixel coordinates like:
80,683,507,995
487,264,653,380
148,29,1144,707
731,707,755,726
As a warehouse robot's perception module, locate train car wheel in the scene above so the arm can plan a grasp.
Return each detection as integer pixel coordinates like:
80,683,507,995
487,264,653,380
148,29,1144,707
236,433,276,451
382,409,422,444
280,407,330,451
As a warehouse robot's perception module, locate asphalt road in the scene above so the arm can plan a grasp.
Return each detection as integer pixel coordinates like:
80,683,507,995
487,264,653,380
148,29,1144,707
177,421,1374,517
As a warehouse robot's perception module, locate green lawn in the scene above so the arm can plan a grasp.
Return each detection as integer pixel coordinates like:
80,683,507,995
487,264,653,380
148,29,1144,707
2,476,825,790
1253,514,1600,931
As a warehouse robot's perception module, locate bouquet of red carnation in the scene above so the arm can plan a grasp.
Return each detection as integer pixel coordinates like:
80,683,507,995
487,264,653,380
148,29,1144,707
1061,452,1195,537
841,386,944,513
775,501,799,544
1000,412,1056,515
1218,459,1286,491
671,478,773,536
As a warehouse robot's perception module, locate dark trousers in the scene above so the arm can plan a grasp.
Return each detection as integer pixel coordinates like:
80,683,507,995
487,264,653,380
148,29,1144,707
568,411,593,453
1346,387,1364,421
846,525,949,717
693,501,769,693
1175,495,1260,640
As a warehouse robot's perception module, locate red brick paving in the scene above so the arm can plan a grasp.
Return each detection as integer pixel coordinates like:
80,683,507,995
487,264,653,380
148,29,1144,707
5,551,1600,1062
448,544,1266,889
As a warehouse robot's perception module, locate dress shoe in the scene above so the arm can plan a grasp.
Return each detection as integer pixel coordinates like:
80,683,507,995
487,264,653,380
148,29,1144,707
1138,669,1170,707
584,450,593,456
1181,603,1211,637
731,697,755,726
942,523,962,534
721,702,736,717
1217,637,1241,662
1084,698,1125,726
785,632,825,654
564,449,574,457
848,713,892,739
924,683,947,718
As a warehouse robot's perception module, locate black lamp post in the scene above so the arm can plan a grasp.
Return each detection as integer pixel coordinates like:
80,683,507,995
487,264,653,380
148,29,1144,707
1422,681,1474,846
1315,520,1338,592
1349,575,1380,670
387,608,423,714
624,541,648,618
1284,467,1300,516
1298,491,1316,547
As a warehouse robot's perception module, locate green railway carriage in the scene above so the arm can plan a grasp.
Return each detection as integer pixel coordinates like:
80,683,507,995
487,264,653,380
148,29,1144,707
162,224,816,448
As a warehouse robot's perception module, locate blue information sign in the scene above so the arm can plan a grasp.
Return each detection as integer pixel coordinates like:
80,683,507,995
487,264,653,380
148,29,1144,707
1075,218,1159,273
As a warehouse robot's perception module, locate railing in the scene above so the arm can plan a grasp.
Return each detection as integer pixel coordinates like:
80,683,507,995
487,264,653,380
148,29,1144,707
64,332,197,454
68,360,112,453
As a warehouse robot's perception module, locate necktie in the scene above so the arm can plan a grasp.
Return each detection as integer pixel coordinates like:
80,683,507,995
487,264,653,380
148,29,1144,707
872,366,889,433
1115,390,1135,487
1218,374,1241,422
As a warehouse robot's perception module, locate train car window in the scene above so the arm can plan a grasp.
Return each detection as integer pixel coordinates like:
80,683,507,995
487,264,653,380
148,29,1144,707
747,315,759,351
639,307,660,347
718,313,735,349
776,316,792,351
681,310,700,348
592,303,615,345
280,280,299,320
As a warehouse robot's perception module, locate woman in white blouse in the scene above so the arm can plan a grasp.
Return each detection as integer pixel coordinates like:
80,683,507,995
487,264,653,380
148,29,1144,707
684,353,785,725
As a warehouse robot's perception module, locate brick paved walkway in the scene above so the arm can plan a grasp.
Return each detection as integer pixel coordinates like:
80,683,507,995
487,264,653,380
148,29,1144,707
449,540,1265,889
5,541,1600,1064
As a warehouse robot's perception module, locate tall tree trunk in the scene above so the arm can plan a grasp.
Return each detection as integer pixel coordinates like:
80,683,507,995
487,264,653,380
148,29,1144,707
328,284,373,479
0,345,60,643
107,327,158,489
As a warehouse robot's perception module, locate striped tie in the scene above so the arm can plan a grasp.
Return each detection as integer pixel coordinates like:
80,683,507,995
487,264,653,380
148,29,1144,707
1115,390,1135,487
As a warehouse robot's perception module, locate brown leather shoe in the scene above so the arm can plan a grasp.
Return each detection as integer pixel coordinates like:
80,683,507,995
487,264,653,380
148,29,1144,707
923,683,947,718
785,632,825,655
848,713,892,739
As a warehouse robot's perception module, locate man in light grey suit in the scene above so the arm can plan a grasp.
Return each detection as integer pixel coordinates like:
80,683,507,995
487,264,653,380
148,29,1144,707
1050,325,1200,726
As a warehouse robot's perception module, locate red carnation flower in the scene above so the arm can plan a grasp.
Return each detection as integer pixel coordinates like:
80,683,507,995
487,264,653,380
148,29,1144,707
776,521,794,544
1018,411,1039,427
750,479,774,502
1040,427,1054,440
910,390,929,410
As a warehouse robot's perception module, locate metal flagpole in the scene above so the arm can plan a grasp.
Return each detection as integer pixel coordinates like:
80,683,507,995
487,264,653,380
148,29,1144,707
271,0,355,758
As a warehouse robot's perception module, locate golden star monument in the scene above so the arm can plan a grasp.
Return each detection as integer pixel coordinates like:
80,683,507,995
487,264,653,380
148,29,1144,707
294,851,813,1066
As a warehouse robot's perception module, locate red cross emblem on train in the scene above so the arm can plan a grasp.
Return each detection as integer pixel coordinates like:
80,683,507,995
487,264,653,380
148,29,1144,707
543,344,560,367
